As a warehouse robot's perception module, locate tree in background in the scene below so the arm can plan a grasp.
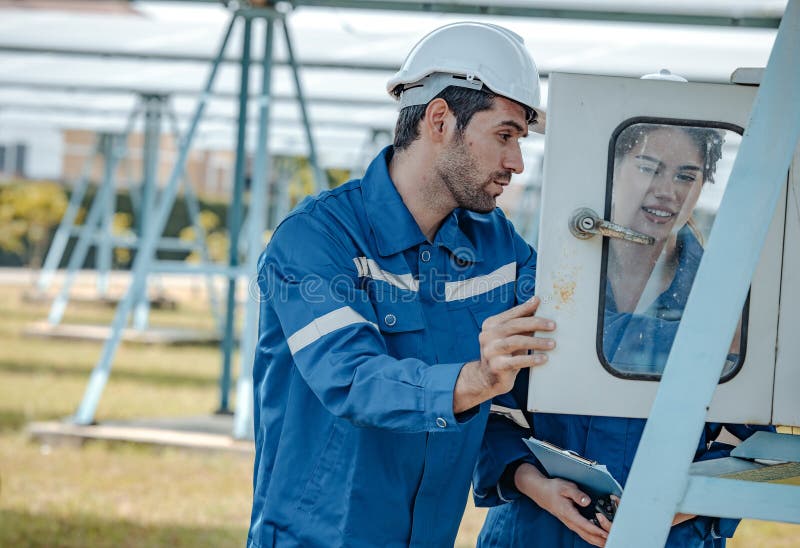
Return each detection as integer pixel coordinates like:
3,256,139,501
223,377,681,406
0,181,67,268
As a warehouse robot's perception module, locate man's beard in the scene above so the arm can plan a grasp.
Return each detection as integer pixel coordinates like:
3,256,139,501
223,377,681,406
436,136,511,214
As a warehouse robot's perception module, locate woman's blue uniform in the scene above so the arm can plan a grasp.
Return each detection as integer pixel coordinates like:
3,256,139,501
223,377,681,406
474,229,772,547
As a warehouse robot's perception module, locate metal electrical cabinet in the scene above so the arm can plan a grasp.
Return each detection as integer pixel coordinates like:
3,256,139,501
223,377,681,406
529,73,796,426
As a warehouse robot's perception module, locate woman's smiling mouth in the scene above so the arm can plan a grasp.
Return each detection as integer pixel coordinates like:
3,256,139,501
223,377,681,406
641,206,675,223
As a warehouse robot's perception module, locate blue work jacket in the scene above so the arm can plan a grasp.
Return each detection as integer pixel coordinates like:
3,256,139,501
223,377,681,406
248,146,537,548
474,229,772,548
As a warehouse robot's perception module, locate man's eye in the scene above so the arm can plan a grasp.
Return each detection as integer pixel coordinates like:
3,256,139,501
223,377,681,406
637,164,658,175
675,173,697,183
499,133,512,142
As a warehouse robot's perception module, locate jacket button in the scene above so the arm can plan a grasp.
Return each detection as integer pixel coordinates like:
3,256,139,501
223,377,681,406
420,250,431,262
384,313,397,327
436,417,447,428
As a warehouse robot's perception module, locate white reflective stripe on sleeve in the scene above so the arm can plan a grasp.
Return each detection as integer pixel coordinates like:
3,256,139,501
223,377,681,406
444,262,516,301
287,306,378,355
353,256,419,292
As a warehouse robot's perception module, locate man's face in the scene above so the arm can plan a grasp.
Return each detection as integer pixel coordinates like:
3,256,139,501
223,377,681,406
435,96,527,213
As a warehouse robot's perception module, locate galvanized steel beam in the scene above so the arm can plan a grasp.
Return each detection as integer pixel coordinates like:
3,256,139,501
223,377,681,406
219,15,254,415
132,0,783,28
0,43,398,72
73,15,238,425
0,79,396,106
234,15,277,440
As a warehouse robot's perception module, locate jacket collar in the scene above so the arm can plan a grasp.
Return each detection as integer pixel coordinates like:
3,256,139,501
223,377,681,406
434,210,484,263
362,146,482,262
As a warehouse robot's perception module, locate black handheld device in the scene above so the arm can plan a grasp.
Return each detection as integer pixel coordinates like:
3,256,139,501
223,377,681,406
577,495,617,526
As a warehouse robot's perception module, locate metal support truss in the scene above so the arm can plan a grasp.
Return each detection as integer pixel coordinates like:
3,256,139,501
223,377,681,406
72,6,326,434
47,132,126,324
36,132,112,293
218,14,253,415
279,17,327,192
73,14,238,425
233,13,276,439
42,94,220,331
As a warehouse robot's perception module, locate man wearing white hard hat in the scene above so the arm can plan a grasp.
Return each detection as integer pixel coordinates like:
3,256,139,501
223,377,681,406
248,22,554,547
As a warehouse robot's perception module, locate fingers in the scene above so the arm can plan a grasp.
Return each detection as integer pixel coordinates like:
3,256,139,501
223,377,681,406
505,353,548,370
474,296,557,396
487,334,555,356
564,507,608,547
564,485,590,507
530,478,607,547
595,511,613,533
483,295,543,326
561,487,610,545
487,315,557,337
579,531,607,547
573,515,609,546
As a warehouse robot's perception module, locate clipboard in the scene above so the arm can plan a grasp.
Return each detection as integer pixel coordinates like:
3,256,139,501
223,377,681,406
523,437,623,498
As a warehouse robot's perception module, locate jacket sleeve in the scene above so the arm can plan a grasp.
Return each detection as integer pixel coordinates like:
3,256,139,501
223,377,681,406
260,212,476,433
473,373,541,507
473,227,540,507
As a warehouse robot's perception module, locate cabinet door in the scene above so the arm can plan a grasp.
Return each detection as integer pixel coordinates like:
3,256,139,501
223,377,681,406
528,73,784,424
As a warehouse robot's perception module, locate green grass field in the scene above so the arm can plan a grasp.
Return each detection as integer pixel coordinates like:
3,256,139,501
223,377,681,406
0,279,797,547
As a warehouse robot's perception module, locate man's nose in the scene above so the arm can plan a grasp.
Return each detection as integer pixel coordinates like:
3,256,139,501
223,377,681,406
503,143,524,174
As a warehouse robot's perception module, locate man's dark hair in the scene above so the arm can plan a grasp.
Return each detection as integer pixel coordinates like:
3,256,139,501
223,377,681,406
393,86,533,151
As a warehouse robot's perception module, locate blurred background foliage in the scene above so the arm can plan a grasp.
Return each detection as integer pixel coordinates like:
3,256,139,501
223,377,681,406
0,180,68,269
0,159,352,270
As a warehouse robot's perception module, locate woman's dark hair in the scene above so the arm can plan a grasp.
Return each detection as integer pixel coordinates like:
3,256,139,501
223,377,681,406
614,123,725,183
392,86,535,151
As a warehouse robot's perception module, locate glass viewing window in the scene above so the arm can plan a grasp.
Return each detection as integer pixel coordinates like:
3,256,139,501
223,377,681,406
599,120,747,382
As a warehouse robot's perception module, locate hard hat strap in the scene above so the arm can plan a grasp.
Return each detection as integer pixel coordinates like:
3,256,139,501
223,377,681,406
398,72,485,109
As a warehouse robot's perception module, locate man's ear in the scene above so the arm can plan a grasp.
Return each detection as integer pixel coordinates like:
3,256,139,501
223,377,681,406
423,98,454,144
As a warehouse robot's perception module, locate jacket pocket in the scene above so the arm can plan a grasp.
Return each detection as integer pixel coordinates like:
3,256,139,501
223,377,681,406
371,289,426,358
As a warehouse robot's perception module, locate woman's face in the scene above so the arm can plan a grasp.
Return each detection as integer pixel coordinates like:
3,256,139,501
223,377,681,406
612,126,705,242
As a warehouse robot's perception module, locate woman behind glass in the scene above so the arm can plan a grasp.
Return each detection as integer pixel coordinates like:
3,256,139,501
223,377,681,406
474,123,770,548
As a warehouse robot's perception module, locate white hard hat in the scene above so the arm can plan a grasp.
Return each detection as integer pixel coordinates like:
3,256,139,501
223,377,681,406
387,22,544,132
